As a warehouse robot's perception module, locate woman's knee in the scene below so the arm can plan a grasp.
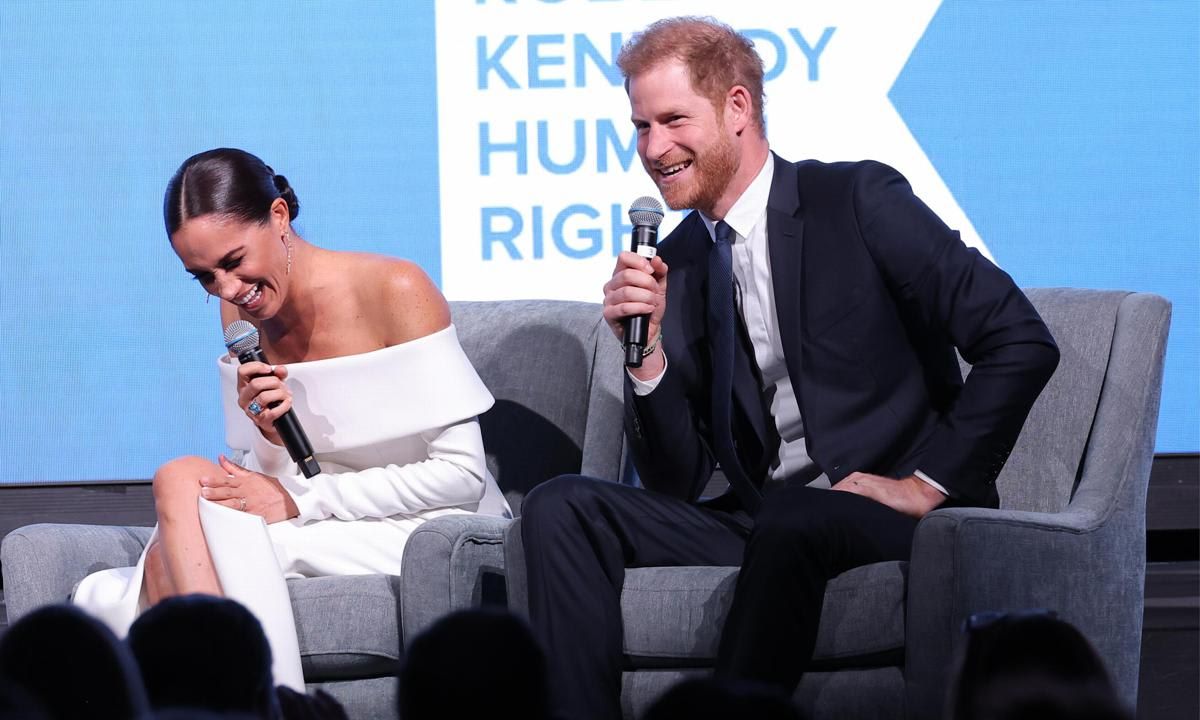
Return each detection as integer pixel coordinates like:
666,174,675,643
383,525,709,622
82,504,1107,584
151,456,212,511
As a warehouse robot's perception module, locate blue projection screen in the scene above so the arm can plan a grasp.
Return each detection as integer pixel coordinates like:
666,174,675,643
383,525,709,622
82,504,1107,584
1,0,1196,484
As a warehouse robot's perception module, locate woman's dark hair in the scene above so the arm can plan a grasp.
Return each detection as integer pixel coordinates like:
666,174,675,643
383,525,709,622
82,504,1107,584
163,148,299,237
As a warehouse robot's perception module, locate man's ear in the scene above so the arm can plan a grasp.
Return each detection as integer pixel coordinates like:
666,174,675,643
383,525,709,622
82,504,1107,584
726,85,753,136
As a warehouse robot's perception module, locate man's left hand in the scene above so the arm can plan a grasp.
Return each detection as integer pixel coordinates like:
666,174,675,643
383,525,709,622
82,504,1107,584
830,472,945,518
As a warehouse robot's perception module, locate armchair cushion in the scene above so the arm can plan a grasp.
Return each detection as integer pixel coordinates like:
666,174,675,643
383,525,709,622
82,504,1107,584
621,562,907,666
288,574,402,681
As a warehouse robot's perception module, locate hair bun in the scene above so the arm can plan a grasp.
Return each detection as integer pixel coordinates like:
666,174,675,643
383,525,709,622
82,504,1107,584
272,174,301,220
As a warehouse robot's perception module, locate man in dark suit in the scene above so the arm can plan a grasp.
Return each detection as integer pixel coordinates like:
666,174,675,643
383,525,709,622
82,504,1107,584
519,17,1059,720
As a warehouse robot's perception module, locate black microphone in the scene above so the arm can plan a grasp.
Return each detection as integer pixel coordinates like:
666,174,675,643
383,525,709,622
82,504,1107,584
624,196,665,368
224,320,321,478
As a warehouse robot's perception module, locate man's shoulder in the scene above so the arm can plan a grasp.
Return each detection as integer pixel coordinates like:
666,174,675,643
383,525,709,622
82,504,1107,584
774,157,915,221
657,210,705,260
790,158,905,193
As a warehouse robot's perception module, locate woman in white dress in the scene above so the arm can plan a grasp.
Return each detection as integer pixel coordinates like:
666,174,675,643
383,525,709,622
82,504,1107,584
74,148,508,687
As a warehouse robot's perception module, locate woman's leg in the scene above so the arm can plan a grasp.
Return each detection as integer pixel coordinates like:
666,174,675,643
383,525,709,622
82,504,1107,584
141,540,173,605
145,455,225,598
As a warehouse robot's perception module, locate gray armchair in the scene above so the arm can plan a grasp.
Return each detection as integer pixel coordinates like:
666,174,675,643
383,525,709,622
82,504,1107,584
1,299,627,719
503,288,1171,719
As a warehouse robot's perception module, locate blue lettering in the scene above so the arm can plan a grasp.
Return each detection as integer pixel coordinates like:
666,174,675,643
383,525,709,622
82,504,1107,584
610,203,633,256
532,205,544,259
789,27,835,81
537,120,586,173
479,122,528,175
482,207,523,260
528,34,566,89
596,119,636,172
553,204,603,258
573,32,623,87
741,29,786,83
477,36,520,89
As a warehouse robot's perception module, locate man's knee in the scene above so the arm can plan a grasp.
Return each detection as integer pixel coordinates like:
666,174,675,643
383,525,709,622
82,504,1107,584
750,487,849,551
520,474,612,541
522,475,605,518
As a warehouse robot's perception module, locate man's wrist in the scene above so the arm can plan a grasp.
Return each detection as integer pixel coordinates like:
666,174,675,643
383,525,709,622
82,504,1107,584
907,473,947,510
912,469,948,496
627,346,667,391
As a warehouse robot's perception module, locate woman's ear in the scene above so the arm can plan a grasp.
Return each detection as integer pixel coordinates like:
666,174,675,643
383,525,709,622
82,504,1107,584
270,197,291,236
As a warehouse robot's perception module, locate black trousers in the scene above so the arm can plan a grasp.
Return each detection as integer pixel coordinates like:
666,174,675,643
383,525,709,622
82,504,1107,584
520,475,920,720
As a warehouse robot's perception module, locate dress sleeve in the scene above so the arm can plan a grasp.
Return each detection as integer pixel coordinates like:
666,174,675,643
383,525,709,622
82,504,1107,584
241,431,296,479
273,418,488,523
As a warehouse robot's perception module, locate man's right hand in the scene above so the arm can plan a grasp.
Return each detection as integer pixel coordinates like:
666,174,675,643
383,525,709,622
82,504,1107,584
602,251,669,380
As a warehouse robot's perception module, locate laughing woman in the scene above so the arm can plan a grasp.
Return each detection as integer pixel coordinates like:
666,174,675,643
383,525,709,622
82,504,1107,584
74,148,509,686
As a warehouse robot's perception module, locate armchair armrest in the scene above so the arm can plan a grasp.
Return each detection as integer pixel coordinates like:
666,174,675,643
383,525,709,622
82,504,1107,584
399,514,512,642
905,504,1142,718
1,524,154,623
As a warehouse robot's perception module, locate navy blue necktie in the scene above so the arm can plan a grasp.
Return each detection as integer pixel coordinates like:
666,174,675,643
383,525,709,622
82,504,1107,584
708,221,761,512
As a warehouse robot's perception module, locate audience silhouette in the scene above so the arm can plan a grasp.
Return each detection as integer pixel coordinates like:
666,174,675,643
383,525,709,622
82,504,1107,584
127,594,277,718
641,676,803,720
399,607,550,720
948,610,1132,720
0,603,148,720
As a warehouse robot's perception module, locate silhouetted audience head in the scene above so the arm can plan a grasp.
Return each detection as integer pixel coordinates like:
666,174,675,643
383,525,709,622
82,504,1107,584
0,679,49,720
275,686,349,720
152,710,260,720
0,603,148,720
948,610,1131,720
642,676,803,720
128,594,276,718
399,607,549,720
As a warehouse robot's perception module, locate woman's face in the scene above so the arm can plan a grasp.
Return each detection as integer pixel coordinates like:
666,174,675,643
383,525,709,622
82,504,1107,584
172,202,291,318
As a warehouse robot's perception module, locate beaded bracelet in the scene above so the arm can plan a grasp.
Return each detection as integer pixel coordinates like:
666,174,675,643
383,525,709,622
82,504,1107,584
642,332,663,357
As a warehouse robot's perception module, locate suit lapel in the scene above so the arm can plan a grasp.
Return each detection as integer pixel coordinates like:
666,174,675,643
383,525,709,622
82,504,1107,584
766,153,806,388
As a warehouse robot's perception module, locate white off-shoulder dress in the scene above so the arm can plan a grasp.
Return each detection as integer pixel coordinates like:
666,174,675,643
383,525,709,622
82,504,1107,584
74,325,510,689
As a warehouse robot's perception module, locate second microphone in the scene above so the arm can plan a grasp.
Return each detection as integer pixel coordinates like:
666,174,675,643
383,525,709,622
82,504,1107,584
224,320,322,478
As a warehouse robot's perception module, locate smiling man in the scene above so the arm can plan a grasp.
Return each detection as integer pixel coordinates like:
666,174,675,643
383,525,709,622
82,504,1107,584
518,16,1060,719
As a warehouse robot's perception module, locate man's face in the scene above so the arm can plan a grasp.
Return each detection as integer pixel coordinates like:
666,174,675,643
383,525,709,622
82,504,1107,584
629,60,738,214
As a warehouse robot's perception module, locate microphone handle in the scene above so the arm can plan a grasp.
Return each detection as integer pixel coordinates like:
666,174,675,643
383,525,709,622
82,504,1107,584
624,224,659,368
238,347,322,478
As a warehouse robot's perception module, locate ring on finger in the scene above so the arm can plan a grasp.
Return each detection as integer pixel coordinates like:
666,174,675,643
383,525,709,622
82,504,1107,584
248,400,263,416
238,497,247,512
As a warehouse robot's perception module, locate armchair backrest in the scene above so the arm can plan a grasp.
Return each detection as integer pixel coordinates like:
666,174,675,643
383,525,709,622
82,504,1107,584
450,300,625,514
993,289,1171,515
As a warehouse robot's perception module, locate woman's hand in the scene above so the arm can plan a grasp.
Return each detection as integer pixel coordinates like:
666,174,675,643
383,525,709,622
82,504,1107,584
200,454,300,524
236,361,292,445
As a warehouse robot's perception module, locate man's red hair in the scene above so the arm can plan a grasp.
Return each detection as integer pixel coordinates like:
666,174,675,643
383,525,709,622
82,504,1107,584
617,16,766,136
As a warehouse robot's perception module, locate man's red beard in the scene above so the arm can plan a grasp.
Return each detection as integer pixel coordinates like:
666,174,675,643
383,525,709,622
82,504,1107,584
658,129,739,215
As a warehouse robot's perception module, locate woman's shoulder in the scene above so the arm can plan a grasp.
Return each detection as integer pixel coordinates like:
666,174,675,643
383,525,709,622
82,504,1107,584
339,252,451,345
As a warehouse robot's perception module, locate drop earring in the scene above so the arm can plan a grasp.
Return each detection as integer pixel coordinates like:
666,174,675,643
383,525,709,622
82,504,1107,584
283,230,293,275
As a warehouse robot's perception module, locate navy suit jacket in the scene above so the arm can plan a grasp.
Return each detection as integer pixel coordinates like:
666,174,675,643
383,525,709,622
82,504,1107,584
624,155,1059,509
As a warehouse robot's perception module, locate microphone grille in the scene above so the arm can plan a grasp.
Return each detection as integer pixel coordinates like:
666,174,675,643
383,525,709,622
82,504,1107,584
628,196,665,228
223,320,260,354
